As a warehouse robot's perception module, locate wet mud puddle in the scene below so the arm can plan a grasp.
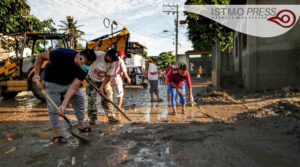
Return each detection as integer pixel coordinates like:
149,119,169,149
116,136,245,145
0,84,299,166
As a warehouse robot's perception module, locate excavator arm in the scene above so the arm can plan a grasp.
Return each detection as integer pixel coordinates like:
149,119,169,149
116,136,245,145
86,27,130,52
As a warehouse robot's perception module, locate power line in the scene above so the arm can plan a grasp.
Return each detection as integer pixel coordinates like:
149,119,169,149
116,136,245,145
163,2,179,57
146,1,172,24
37,0,184,48
118,1,172,36
65,0,183,42
72,0,162,37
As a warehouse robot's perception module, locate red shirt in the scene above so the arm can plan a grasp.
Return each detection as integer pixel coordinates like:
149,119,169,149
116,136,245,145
165,66,172,75
168,68,192,89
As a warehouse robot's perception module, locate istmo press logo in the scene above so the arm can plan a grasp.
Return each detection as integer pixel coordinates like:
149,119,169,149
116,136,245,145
184,5,300,37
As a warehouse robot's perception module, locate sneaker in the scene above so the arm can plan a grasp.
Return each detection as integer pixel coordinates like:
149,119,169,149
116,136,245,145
107,116,120,123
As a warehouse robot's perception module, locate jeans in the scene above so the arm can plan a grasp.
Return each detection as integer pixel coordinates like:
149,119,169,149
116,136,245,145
168,83,186,107
44,81,85,127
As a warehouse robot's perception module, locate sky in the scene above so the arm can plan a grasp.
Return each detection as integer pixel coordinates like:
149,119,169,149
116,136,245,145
27,0,193,56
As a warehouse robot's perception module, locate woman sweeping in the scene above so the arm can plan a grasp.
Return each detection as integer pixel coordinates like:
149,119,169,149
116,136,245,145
166,63,193,115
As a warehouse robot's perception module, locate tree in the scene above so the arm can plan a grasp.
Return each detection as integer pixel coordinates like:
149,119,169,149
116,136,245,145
143,50,152,61
1,0,30,34
0,0,56,34
183,0,233,52
58,16,85,49
0,0,56,52
158,51,176,69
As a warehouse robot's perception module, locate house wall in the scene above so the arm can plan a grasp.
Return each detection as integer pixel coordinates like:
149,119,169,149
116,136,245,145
125,54,145,69
176,54,189,69
233,0,300,91
255,22,300,90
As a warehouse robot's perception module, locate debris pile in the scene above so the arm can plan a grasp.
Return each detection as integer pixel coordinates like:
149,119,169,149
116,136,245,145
281,86,298,97
196,91,240,105
237,100,300,120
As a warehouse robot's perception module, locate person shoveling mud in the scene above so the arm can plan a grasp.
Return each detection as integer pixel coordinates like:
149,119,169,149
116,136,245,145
35,81,90,143
166,63,193,115
82,48,121,124
33,48,93,143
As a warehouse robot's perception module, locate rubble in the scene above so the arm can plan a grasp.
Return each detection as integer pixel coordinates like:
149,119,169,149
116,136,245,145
237,100,300,120
196,90,240,105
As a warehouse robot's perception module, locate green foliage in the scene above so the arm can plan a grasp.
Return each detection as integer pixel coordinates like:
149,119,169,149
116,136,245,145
0,0,56,52
0,0,30,34
143,50,152,61
34,40,49,54
143,50,148,56
184,0,233,52
158,51,176,69
58,16,85,49
0,0,56,34
42,19,57,33
145,55,152,62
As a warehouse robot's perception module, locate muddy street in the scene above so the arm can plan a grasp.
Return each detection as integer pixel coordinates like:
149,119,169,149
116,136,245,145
0,79,299,167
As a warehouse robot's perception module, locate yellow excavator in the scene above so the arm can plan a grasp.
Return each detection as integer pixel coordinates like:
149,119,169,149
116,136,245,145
0,33,72,100
86,27,130,52
0,27,130,100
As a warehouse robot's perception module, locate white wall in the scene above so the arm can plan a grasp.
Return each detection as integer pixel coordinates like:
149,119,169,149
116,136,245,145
125,54,145,68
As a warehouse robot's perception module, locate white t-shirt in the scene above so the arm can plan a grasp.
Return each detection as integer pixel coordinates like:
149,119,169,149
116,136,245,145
88,51,115,82
148,63,158,80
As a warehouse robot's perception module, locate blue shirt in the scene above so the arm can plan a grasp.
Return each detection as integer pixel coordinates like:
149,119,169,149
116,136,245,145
43,48,86,85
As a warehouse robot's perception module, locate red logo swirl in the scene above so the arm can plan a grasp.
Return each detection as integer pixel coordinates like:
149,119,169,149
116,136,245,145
268,10,296,28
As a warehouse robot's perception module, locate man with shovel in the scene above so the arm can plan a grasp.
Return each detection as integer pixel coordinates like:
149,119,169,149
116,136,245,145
33,48,94,143
81,48,120,124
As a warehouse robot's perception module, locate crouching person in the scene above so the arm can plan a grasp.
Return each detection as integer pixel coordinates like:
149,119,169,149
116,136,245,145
33,48,93,144
80,49,120,125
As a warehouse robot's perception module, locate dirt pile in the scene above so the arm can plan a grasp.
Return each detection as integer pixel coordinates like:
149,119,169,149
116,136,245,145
237,100,300,120
231,100,300,141
196,90,240,105
281,86,299,97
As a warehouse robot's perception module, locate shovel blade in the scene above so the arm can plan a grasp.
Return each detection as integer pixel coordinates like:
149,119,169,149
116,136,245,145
70,131,90,143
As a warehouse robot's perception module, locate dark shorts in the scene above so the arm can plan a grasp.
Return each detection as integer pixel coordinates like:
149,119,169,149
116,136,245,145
149,80,158,94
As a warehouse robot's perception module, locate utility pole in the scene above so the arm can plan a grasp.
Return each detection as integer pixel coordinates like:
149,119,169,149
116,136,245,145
163,3,179,57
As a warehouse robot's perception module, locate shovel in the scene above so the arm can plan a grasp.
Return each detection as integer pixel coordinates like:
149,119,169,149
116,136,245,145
177,88,220,121
35,79,90,143
86,79,131,121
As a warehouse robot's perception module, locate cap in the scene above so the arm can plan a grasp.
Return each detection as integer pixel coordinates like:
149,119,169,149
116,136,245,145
118,50,126,58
